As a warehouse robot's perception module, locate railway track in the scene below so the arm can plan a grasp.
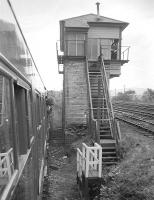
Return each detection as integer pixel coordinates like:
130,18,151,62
113,102,154,138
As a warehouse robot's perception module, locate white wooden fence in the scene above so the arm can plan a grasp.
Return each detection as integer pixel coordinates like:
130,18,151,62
77,143,102,179
0,148,14,185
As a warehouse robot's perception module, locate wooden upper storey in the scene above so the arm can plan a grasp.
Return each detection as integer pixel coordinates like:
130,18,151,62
59,14,129,62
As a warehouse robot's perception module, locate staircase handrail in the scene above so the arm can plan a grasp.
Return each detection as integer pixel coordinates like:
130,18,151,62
100,55,114,118
85,57,100,142
99,54,120,142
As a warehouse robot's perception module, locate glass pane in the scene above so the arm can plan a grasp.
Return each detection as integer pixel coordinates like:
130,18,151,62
0,75,14,195
88,39,99,60
27,92,33,139
66,33,76,40
77,33,85,40
100,39,112,60
0,1,45,93
67,41,76,56
0,77,12,153
77,41,84,56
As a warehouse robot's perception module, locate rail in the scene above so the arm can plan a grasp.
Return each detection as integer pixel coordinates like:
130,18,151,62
0,148,14,185
114,102,154,135
56,41,64,74
99,53,121,142
77,143,102,179
88,38,130,61
121,46,130,61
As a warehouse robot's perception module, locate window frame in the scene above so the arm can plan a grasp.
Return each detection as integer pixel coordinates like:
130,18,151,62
0,76,5,127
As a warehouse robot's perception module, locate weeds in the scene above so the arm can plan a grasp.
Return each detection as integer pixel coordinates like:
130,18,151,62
98,123,154,200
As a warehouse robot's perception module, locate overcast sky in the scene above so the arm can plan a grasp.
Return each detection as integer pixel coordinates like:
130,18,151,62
12,0,154,91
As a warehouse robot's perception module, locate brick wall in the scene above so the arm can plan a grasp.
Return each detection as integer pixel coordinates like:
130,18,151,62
64,60,88,127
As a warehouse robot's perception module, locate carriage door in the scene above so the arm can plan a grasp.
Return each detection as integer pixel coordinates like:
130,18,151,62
14,84,29,156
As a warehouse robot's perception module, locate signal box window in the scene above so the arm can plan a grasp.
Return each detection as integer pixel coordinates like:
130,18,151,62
66,33,85,56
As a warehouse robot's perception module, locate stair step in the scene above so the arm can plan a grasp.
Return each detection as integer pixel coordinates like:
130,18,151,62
102,147,116,152
100,129,110,132
100,136,112,140
102,156,117,159
100,130,111,133
92,108,108,110
91,95,104,98
94,119,110,121
100,134,112,137
100,126,110,129
92,97,106,99
102,158,118,163
89,72,101,74
101,143,116,148
89,69,100,72
102,152,116,155
100,139,116,144
100,132,111,135
101,144,116,148
102,161,117,165
92,106,106,108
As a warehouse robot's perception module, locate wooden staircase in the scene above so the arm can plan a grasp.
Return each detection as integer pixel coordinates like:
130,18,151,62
86,57,120,165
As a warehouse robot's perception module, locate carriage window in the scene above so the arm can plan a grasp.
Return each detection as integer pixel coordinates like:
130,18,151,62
0,75,14,193
26,92,33,139
0,76,12,152
36,94,41,125
14,85,29,155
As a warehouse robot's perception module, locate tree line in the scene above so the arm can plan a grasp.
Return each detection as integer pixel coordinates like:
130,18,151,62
112,88,154,104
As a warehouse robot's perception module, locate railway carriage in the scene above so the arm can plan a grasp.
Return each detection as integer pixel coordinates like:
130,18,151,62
0,0,49,199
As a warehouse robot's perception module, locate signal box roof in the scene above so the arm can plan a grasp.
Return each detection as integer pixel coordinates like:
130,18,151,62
61,13,128,30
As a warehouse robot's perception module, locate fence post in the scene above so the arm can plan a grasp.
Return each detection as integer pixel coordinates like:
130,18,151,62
98,146,102,178
77,149,79,174
85,147,89,178
82,144,85,175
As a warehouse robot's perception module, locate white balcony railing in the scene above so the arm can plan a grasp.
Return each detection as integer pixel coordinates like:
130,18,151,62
0,148,14,185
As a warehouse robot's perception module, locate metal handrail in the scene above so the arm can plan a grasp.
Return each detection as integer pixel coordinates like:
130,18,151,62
85,57,94,120
99,56,114,138
88,38,130,61
85,57,100,142
99,53,120,142
56,41,64,74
